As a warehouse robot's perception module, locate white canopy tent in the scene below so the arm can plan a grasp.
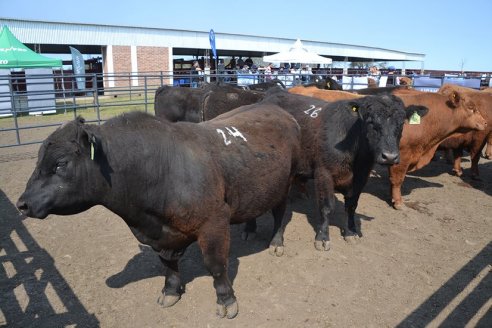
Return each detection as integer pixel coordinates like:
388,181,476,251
263,39,332,65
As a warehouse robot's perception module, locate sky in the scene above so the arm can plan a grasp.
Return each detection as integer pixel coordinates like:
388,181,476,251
1,0,491,72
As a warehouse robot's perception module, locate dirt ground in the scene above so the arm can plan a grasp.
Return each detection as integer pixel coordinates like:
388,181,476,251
1,140,491,328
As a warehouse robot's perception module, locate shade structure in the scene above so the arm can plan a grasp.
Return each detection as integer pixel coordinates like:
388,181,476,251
263,39,332,65
0,25,62,68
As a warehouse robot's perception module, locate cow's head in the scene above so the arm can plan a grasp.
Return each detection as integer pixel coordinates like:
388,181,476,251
17,117,105,219
438,85,488,131
350,95,428,165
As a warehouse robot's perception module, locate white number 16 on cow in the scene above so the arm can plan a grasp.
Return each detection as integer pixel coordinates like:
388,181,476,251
216,126,248,146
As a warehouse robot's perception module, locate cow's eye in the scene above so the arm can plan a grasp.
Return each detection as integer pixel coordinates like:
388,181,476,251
54,161,67,174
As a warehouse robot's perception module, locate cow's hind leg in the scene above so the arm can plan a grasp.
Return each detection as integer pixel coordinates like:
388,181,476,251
314,170,336,251
241,220,257,241
157,249,185,308
198,220,238,319
269,198,292,257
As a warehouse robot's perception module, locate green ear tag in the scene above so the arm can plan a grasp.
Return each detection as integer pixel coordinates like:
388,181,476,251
90,143,95,160
409,112,421,125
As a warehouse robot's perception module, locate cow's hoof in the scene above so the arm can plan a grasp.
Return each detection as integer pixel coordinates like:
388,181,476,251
344,234,360,244
393,202,403,210
157,294,180,308
216,300,239,319
241,231,256,241
452,169,463,177
314,240,331,251
269,244,284,257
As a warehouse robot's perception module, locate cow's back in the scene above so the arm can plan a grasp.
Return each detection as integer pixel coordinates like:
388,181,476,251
201,84,266,120
202,104,301,221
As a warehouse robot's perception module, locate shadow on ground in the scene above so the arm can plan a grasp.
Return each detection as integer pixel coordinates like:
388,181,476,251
0,189,99,327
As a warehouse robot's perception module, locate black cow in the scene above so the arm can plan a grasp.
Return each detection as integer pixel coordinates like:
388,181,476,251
239,79,286,91
154,83,266,122
309,76,343,90
17,106,301,319
250,89,428,250
153,85,205,122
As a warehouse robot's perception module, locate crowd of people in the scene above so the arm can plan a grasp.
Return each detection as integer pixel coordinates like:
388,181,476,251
188,56,409,89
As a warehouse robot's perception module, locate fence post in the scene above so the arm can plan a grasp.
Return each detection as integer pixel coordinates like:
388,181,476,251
9,77,21,145
93,74,101,125
144,76,148,113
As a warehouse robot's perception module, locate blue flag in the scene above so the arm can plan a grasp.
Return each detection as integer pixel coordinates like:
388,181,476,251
209,29,217,59
69,46,85,90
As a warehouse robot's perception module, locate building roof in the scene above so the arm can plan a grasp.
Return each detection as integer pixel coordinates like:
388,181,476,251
0,17,425,63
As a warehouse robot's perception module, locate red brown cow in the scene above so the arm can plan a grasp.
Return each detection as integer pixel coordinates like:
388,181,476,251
389,90,487,209
436,84,492,178
288,85,363,101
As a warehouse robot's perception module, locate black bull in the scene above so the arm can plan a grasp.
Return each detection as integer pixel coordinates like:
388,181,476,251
17,105,301,319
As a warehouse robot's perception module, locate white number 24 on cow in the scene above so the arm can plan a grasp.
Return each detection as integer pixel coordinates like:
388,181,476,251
216,126,248,145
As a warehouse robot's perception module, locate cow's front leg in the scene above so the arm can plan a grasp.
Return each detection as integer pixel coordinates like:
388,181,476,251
343,194,362,240
198,221,238,319
343,169,369,239
157,249,185,308
388,163,409,210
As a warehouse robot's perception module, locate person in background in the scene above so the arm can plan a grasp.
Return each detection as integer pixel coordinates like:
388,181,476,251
387,66,398,86
237,56,245,68
368,65,381,86
225,56,236,69
291,64,301,85
300,64,313,83
264,63,274,81
191,60,202,88
217,59,226,82
245,57,253,68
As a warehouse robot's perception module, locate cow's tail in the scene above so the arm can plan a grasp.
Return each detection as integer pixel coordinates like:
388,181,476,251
201,91,211,122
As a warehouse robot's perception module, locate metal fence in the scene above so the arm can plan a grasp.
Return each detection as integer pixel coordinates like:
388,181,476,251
1,70,491,148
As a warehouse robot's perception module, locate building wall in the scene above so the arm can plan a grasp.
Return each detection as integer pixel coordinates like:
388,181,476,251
102,45,171,89
136,46,171,87
137,46,170,73
112,46,132,88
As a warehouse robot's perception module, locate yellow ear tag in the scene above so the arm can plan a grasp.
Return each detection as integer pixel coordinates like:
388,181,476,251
352,106,358,112
90,143,95,160
409,112,421,125
327,82,331,88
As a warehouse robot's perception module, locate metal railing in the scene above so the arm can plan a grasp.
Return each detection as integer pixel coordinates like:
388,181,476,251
1,70,491,148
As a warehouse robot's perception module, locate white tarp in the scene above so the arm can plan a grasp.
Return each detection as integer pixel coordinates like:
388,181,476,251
0,69,12,117
263,39,332,65
25,68,57,115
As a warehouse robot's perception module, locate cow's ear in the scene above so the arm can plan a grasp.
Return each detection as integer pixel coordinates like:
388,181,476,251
447,91,461,108
79,124,102,161
349,102,365,119
405,105,429,120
